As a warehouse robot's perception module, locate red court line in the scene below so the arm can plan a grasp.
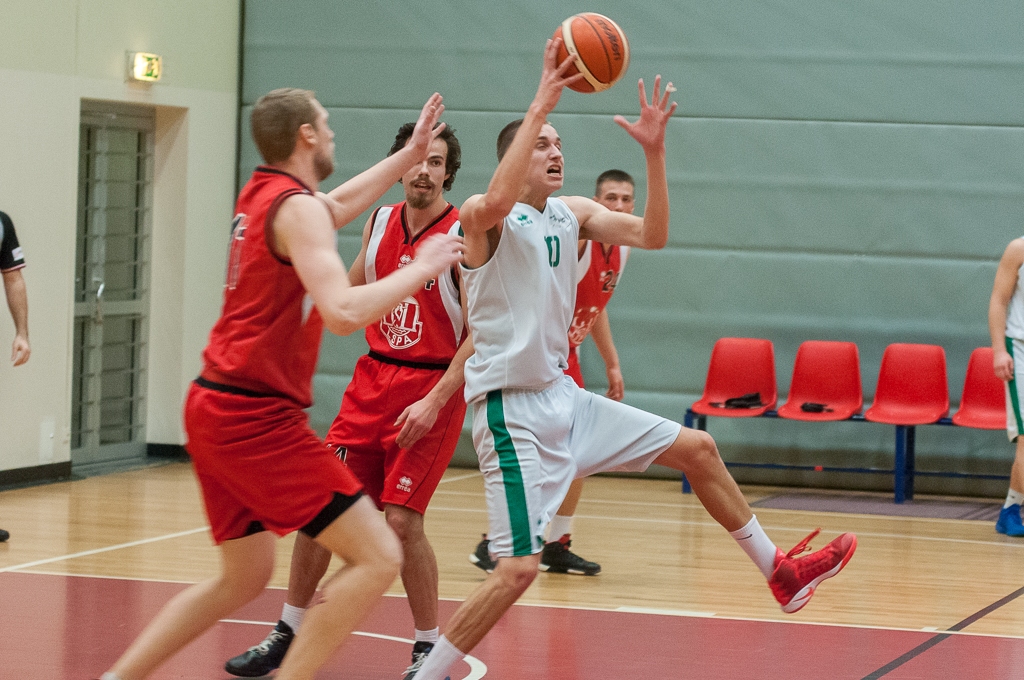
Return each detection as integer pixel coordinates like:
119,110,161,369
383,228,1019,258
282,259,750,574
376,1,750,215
2,572,1022,679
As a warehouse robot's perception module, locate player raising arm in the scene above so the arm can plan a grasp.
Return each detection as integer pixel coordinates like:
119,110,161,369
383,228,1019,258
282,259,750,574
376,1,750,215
409,39,856,680
99,89,462,680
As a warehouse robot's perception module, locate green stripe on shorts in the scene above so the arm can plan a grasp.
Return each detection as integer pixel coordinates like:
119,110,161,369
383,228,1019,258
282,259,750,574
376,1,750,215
486,390,533,556
1007,337,1024,436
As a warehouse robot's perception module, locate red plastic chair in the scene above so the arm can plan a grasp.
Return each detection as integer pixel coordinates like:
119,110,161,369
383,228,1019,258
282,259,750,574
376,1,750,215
865,344,949,426
690,338,777,418
952,347,1005,430
864,343,949,503
777,341,863,421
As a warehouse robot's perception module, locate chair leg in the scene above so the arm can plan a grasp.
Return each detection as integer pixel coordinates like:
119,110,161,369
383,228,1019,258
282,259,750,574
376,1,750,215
905,426,916,502
680,409,707,494
682,409,695,494
894,425,907,504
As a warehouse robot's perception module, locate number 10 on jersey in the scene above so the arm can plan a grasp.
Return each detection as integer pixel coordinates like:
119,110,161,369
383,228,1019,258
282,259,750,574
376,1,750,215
545,235,560,267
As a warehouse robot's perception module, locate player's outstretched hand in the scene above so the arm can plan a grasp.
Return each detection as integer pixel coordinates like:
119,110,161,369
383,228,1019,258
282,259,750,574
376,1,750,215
533,37,586,116
412,232,465,279
406,93,447,159
614,75,678,152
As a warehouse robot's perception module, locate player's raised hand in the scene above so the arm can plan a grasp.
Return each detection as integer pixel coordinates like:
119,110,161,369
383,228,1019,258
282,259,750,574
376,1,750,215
406,93,447,158
533,37,586,115
411,232,465,279
614,75,678,152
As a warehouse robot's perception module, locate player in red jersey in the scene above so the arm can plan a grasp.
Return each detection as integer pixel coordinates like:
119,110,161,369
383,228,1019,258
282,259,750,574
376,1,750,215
99,89,463,680
225,123,471,679
470,170,635,577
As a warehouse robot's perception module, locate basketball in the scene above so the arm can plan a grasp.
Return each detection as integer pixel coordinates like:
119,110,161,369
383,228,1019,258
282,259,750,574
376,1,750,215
553,13,630,93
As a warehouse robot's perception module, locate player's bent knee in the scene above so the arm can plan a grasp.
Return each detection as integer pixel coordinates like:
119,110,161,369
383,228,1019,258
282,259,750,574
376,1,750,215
368,529,404,579
384,506,425,544
494,555,539,593
659,429,720,473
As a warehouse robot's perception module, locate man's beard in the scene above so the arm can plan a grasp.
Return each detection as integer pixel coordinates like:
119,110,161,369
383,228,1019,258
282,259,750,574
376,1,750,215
406,188,435,210
314,152,335,182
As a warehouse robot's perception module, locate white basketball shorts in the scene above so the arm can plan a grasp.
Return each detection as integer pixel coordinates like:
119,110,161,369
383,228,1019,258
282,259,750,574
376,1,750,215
472,375,682,558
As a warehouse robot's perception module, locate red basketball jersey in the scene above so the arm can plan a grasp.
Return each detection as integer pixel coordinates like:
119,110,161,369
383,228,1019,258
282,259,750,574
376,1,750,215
201,167,324,407
363,202,465,363
567,241,628,348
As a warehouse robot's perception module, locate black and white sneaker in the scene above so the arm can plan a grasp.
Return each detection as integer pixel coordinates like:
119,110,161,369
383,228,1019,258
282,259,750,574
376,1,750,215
224,620,294,677
539,536,601,576
468,534,496,573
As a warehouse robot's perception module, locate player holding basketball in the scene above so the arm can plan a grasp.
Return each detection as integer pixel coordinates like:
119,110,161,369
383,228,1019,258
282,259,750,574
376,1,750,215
409,39,856,680
988,237,1024,536
470,169,636,576
224,123,471,679
98,89,464,680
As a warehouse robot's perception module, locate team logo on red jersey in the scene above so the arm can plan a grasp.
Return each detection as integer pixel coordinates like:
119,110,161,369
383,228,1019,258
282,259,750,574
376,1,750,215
381,296,423,350
568,305,601,346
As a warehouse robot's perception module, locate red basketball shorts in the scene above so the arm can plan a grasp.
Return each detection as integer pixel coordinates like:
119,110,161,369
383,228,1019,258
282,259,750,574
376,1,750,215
185,382,362,544
565,345,586,388
325,354,466,514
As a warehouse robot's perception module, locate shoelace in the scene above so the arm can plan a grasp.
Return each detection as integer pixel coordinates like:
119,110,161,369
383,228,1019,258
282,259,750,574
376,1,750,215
252,629,288,655
404,652,428,673
785,528,821,559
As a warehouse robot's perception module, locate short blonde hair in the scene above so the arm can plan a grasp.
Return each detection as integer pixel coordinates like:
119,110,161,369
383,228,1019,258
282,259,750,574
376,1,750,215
251,88,318,164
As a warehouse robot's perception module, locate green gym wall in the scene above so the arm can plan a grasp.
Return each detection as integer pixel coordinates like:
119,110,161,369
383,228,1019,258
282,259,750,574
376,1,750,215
238,0,1023,494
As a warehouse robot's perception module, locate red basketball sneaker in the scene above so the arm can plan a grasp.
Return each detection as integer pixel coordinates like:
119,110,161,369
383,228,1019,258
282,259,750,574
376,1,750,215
769,529,857,613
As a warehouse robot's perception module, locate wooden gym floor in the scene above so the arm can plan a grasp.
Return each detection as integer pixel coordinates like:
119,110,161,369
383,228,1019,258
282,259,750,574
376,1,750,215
2,462,1024,679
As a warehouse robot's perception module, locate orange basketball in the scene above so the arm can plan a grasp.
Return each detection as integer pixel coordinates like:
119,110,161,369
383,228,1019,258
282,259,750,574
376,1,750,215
553,13,630,93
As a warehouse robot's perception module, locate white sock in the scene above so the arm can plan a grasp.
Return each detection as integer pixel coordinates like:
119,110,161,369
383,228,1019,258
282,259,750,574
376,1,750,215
281,603,306,633
547,514,574,542
1005,489,1024,509
415,626,439,644
729,515,779,579
411,635,463,679
101,673,122,680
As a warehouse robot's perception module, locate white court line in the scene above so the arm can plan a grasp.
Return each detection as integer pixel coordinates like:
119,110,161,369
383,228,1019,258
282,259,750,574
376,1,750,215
0,526,210,573
615,606,716,617
437,471,483,485
222,618,487,679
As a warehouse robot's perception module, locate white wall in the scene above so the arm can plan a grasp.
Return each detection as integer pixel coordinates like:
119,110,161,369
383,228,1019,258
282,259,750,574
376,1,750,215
0,0,240,471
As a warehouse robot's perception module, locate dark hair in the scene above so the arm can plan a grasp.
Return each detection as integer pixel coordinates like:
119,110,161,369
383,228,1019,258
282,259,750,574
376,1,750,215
251,88,319,164
595,169,635,195
389,123,462,191
496,119,525,161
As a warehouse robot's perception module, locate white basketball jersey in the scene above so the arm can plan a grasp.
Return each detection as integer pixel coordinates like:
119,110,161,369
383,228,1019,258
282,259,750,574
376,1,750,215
462,198,580,403
1006,251,1024,340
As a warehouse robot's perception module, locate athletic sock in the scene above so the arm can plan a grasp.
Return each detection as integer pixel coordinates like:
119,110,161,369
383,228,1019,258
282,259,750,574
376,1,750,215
547,514,574,542
415,626,440,644
1005,489,1024,509
281,603,306,633
729,514,779,579
411,635,463,679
